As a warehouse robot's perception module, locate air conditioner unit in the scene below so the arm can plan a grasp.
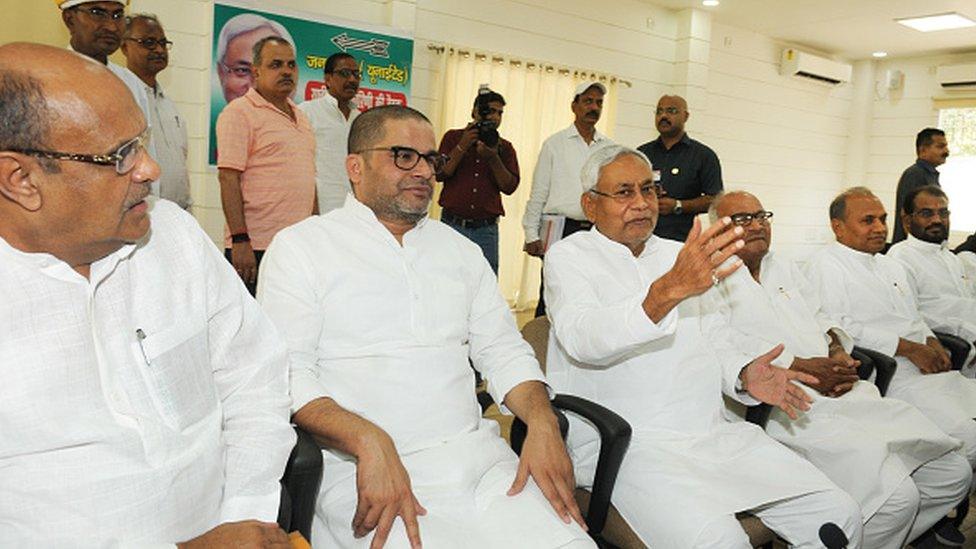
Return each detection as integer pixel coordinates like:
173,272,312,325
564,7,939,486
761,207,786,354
936,63,976,90
780,48,852,85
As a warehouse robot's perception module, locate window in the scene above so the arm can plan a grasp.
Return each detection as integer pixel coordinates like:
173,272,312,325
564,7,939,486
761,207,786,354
938,107,976,233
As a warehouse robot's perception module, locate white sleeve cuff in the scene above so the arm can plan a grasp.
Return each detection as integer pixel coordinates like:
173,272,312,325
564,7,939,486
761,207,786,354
220,489,283,524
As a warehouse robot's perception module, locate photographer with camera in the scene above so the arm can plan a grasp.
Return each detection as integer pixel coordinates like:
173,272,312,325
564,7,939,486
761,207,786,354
437,88,520,274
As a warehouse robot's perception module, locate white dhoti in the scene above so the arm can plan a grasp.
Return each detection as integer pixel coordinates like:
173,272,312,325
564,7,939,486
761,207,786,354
886,366,976,467
569,419,860,548
314,424,593,549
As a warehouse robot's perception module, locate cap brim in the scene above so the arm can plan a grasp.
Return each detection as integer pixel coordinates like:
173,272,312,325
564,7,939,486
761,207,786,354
59,0,128,9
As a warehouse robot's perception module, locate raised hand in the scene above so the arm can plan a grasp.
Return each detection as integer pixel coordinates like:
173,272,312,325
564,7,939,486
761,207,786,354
742,344,818,419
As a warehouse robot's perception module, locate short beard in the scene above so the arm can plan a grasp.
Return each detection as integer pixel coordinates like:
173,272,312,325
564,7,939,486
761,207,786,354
372,193,429,225
912,223,947,244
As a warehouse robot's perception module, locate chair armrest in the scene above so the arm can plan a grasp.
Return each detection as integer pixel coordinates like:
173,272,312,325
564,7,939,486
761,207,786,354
745,404,772,429
509,394,632,539
933,331,971,371
853,347,896,396
281,426,324,542
850,348,875,384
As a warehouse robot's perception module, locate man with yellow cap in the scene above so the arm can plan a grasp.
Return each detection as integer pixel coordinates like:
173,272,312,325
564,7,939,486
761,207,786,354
57,0,153,161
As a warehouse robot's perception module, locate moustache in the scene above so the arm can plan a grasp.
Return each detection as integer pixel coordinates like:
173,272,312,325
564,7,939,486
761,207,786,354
278,78,294,84
586,110,600,117
926,224,947,231
97,32,120,42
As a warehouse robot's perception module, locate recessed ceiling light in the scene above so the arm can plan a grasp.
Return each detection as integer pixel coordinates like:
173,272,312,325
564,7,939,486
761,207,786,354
702,0,720,6
872,51,888,58
895,12,976,32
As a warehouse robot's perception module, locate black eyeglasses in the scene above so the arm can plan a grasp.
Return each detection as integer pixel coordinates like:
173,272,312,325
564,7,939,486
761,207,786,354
126,37,173,50
9,128,151,175
74,6,125,22
357,146,448,172
329,68,361,79
730,210,774,226
912,208,950,219
655,106,682,115
588,183,657,202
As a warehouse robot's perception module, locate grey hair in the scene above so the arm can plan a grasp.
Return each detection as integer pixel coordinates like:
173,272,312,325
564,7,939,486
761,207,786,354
0,70,59,173
215,13,295,64
579,144,652,193
123,13,161,39
252,36,292,67
829,186,877,221
708,190,757,223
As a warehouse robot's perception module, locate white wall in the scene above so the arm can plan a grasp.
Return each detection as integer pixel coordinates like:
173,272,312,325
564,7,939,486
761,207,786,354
700,23,854,256
862,52,976,246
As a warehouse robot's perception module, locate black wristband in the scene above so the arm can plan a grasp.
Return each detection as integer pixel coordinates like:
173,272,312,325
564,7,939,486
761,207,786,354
231,233,250,243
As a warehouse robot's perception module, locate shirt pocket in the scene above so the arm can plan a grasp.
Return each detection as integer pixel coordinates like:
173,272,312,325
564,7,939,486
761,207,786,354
134,321,216,431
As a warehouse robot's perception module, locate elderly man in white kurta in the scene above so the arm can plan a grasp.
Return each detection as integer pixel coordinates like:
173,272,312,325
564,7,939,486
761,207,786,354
258,105,595,549
544,145,863,548
805,187,976,471
0,44,294,547
712,191,970,549
889,185,976,372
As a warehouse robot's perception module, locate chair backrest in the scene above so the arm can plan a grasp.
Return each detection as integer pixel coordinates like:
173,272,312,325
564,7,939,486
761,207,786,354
521,316,551,372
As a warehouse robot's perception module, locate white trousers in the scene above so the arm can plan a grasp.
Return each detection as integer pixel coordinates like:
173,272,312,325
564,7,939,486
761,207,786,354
860,450,971,549
693,487,863,548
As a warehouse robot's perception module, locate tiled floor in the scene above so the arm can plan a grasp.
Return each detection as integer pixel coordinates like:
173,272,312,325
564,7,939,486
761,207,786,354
961,501,976,548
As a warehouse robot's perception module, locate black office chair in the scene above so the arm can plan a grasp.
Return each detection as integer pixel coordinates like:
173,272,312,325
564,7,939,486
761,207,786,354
933,331,972,372
277,426,323,543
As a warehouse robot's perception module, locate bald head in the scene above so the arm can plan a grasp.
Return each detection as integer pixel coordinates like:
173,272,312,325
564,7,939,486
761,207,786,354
655,95,689,140
0,43,143,157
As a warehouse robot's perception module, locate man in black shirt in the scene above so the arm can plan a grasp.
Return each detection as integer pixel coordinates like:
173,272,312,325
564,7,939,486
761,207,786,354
637,95,722,241
893,127,950,243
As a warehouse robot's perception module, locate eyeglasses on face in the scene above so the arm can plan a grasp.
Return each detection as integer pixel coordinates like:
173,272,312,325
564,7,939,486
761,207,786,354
9,127,151,175
729,210,774,226
588,183,657,202
912,208,950,219
328,68,361,79
356,146,448,172
74,6,125,22
126,37,173,50
220,62,252,78
655,106,683,115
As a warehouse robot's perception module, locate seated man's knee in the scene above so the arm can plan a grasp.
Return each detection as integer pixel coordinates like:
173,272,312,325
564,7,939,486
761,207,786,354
693,515,752,549
883,477,921,523
818,488,864,545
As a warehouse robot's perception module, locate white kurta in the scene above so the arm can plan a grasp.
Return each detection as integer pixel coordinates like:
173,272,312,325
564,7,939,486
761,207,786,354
297,94,359,214
805,242,976,460
544,230,839,548
0,200,294,547
889,236,976,349
716,252,959,519
257,195,591,548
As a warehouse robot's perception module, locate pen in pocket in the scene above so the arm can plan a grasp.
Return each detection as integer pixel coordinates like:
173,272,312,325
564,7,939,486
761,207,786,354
136,328,150,366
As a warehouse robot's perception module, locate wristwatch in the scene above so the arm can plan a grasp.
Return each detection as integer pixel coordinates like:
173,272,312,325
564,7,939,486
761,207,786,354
673,200,684,215
231,232,251,244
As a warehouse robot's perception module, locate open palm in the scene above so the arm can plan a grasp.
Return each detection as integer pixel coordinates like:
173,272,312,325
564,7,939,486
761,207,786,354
744,344,818,419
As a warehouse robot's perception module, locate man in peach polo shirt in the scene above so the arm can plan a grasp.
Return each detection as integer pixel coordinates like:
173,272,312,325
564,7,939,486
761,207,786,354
217,36,316,295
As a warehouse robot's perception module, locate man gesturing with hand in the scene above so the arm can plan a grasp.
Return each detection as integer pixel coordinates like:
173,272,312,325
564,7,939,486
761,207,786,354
543,145,863,548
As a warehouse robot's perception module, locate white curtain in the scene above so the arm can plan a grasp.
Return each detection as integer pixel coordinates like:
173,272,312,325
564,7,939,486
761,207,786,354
431,47,618,310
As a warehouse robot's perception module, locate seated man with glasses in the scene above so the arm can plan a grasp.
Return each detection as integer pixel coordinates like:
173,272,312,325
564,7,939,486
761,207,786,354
121,13,191,210
712,190,970,549
258,105,595,549
299,52,363,214
889,185,976,373
0,43,294,547
544,145,863,548
637,94,723,242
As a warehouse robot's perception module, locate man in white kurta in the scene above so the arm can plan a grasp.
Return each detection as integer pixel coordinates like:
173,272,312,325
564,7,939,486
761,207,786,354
258,105,594,549
298,52,361,214
0,44,294,546
805,187,976,471
712,191,970,549
545,145,863,548
888,185,976,372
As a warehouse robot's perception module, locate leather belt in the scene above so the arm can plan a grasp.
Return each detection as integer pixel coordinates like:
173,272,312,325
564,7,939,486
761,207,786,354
441,211,498,229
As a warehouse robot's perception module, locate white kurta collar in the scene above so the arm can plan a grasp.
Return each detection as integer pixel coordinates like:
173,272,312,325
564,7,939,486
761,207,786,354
588,226,659,259
831,240,878,268
342,193,431,242
0,233,135,284
905,234,948,252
